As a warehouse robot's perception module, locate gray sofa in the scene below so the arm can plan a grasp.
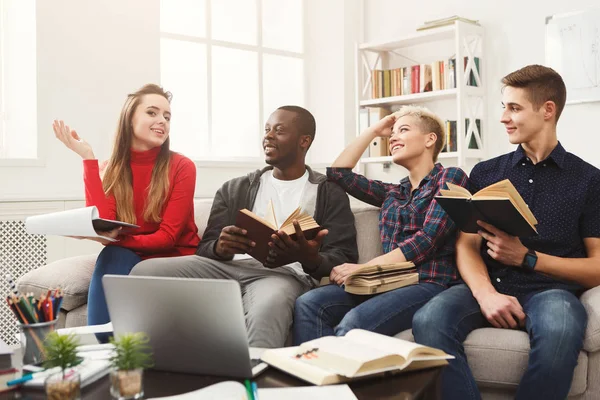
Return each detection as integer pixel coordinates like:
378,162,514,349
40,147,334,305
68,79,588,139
17,198,600,399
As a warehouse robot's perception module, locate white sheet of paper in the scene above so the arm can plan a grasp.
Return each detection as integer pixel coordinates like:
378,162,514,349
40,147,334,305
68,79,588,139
146,381,247,399
258,384,358,400
57,322,113,335
25,206,117,241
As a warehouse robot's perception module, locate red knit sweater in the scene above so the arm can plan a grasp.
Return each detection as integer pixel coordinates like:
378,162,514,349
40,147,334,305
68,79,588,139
83,147,200,259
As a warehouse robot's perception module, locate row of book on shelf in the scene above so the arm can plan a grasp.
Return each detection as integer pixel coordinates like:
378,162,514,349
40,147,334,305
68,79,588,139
370,56,481,99
359,107,481,158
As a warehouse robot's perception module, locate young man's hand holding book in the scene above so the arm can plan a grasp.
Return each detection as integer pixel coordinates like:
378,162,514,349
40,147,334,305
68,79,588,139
266,220,329,270
476,220,529,267
214,226,256,259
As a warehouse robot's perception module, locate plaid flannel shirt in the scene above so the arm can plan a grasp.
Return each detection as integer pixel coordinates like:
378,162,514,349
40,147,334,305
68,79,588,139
327,163,469,286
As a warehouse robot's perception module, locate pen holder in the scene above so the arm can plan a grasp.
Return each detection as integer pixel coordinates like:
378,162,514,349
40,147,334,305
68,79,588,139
19,319,58,365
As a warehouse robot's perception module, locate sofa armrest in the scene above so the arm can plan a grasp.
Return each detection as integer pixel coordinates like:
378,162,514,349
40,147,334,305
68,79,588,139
16,254,98,312
580,285,600,352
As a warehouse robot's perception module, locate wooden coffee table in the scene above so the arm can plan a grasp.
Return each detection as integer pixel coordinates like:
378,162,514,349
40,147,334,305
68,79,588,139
5,365,442,400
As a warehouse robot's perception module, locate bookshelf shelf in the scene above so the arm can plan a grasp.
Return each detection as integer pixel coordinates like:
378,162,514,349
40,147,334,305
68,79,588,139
360,89,458,107
356,21,485,170
359,26,455,51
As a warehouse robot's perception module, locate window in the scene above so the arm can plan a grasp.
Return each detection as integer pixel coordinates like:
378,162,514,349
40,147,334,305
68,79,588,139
160,0,305,161
0,0,37,160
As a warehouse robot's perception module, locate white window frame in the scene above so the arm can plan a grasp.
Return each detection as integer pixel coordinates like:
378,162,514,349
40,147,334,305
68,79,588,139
0,0,42,167
160,0,307,167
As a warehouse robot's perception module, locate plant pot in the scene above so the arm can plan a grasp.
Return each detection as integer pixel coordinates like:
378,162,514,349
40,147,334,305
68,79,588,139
110,368,144,399
45,370,81,400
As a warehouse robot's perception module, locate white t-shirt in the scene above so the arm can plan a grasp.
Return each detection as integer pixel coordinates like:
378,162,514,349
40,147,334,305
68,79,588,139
252,169,309,226
234,169,319,278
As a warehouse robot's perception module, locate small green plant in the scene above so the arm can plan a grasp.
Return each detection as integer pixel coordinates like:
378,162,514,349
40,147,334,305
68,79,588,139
110,333,154,371
43,332,81,379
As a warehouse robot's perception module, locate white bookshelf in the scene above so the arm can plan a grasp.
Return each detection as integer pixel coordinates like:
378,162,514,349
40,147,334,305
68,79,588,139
356,21,485,169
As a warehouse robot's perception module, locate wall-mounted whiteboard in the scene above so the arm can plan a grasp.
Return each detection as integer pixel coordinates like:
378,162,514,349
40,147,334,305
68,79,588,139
546,9,600,104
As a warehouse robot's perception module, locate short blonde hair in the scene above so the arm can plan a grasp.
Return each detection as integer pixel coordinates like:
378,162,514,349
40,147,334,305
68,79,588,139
392,105,445,161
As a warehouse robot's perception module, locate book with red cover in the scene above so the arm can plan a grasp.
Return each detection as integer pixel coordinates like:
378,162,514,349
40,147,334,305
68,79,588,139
235,201,321,267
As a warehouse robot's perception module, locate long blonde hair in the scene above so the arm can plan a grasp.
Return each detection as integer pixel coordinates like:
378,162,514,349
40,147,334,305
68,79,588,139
102,84,172,224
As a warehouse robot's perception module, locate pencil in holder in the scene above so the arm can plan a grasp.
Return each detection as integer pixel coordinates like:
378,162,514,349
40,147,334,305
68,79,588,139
19,319,58,365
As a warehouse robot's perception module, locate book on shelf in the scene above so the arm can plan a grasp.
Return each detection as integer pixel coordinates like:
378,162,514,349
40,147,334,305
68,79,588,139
466,118,482,149
344,262,418,295
261,329,452,386
417,15,480,31
402,66,411,95
464,56,481,87
443,120,457,153
235,200,321,266
435,180,538,237
24,206,139,241
367,107,392,157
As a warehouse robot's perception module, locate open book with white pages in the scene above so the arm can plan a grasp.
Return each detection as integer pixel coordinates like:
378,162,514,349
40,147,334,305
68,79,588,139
261,329,452,385
25,206,138,241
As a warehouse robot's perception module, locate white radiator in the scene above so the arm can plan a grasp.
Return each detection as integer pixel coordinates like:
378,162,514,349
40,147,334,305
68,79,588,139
0,220,47,345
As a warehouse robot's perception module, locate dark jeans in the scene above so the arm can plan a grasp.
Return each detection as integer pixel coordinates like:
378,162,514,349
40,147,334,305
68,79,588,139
293,282,445,345
412,284,587,400
87,246,141,343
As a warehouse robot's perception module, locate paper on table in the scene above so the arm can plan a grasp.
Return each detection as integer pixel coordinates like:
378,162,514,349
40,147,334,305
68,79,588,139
57,322,113,335
146,381,247,399
258,384,358,400
146,382,358,400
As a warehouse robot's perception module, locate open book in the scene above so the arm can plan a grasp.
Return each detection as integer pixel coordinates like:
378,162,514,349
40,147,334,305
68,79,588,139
261,329,452,386
25,206,138,241
435,179,538,237
344,262,418,295
235,200,321,265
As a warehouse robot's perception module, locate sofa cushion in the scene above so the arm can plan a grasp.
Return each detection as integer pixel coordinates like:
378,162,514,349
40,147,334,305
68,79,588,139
350,200,383,264
395,328,587,396
580,286,600,352
193,198,214,238
17,254,97,312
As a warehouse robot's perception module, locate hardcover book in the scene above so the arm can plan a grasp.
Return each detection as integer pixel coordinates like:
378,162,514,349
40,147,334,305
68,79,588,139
435,180,538,237
261,329,452,386
344,262,418,295
235,200,321,266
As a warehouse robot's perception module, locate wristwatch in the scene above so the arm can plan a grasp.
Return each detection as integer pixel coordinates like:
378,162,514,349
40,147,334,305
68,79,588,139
521,248,538,271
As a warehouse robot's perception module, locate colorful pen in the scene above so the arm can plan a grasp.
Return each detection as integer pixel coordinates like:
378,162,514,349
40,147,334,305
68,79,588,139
251,381,259,400
244,379,254,400
6,367,60,386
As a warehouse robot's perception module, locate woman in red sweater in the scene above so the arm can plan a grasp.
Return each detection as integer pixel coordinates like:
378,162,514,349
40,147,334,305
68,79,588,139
53,84,199,341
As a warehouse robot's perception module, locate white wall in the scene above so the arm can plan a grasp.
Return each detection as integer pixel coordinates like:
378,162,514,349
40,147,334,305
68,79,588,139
0,0,358,201
0,0,160,200
364,0,600,182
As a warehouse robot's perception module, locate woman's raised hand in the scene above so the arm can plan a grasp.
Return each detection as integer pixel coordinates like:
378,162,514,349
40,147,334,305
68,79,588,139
369,114,397,138
52,120,95,159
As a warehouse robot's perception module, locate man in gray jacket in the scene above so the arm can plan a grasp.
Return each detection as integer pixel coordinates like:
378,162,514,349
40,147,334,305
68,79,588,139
131,105,358,348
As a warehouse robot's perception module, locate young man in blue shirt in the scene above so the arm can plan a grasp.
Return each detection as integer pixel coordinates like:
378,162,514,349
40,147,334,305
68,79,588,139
412,64,600,400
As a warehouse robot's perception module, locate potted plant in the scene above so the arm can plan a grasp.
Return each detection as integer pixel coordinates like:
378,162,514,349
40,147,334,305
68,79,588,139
43,332,81,400
109,332,153,399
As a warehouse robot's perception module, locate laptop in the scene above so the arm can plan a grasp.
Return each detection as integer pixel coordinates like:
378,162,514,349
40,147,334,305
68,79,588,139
102,275,268,378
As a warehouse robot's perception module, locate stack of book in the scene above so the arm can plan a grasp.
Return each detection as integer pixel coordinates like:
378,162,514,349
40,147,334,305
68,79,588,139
0,339,17,394
344,262,418,295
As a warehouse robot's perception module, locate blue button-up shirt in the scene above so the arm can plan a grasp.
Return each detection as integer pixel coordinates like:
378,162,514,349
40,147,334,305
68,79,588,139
470,142,600,296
